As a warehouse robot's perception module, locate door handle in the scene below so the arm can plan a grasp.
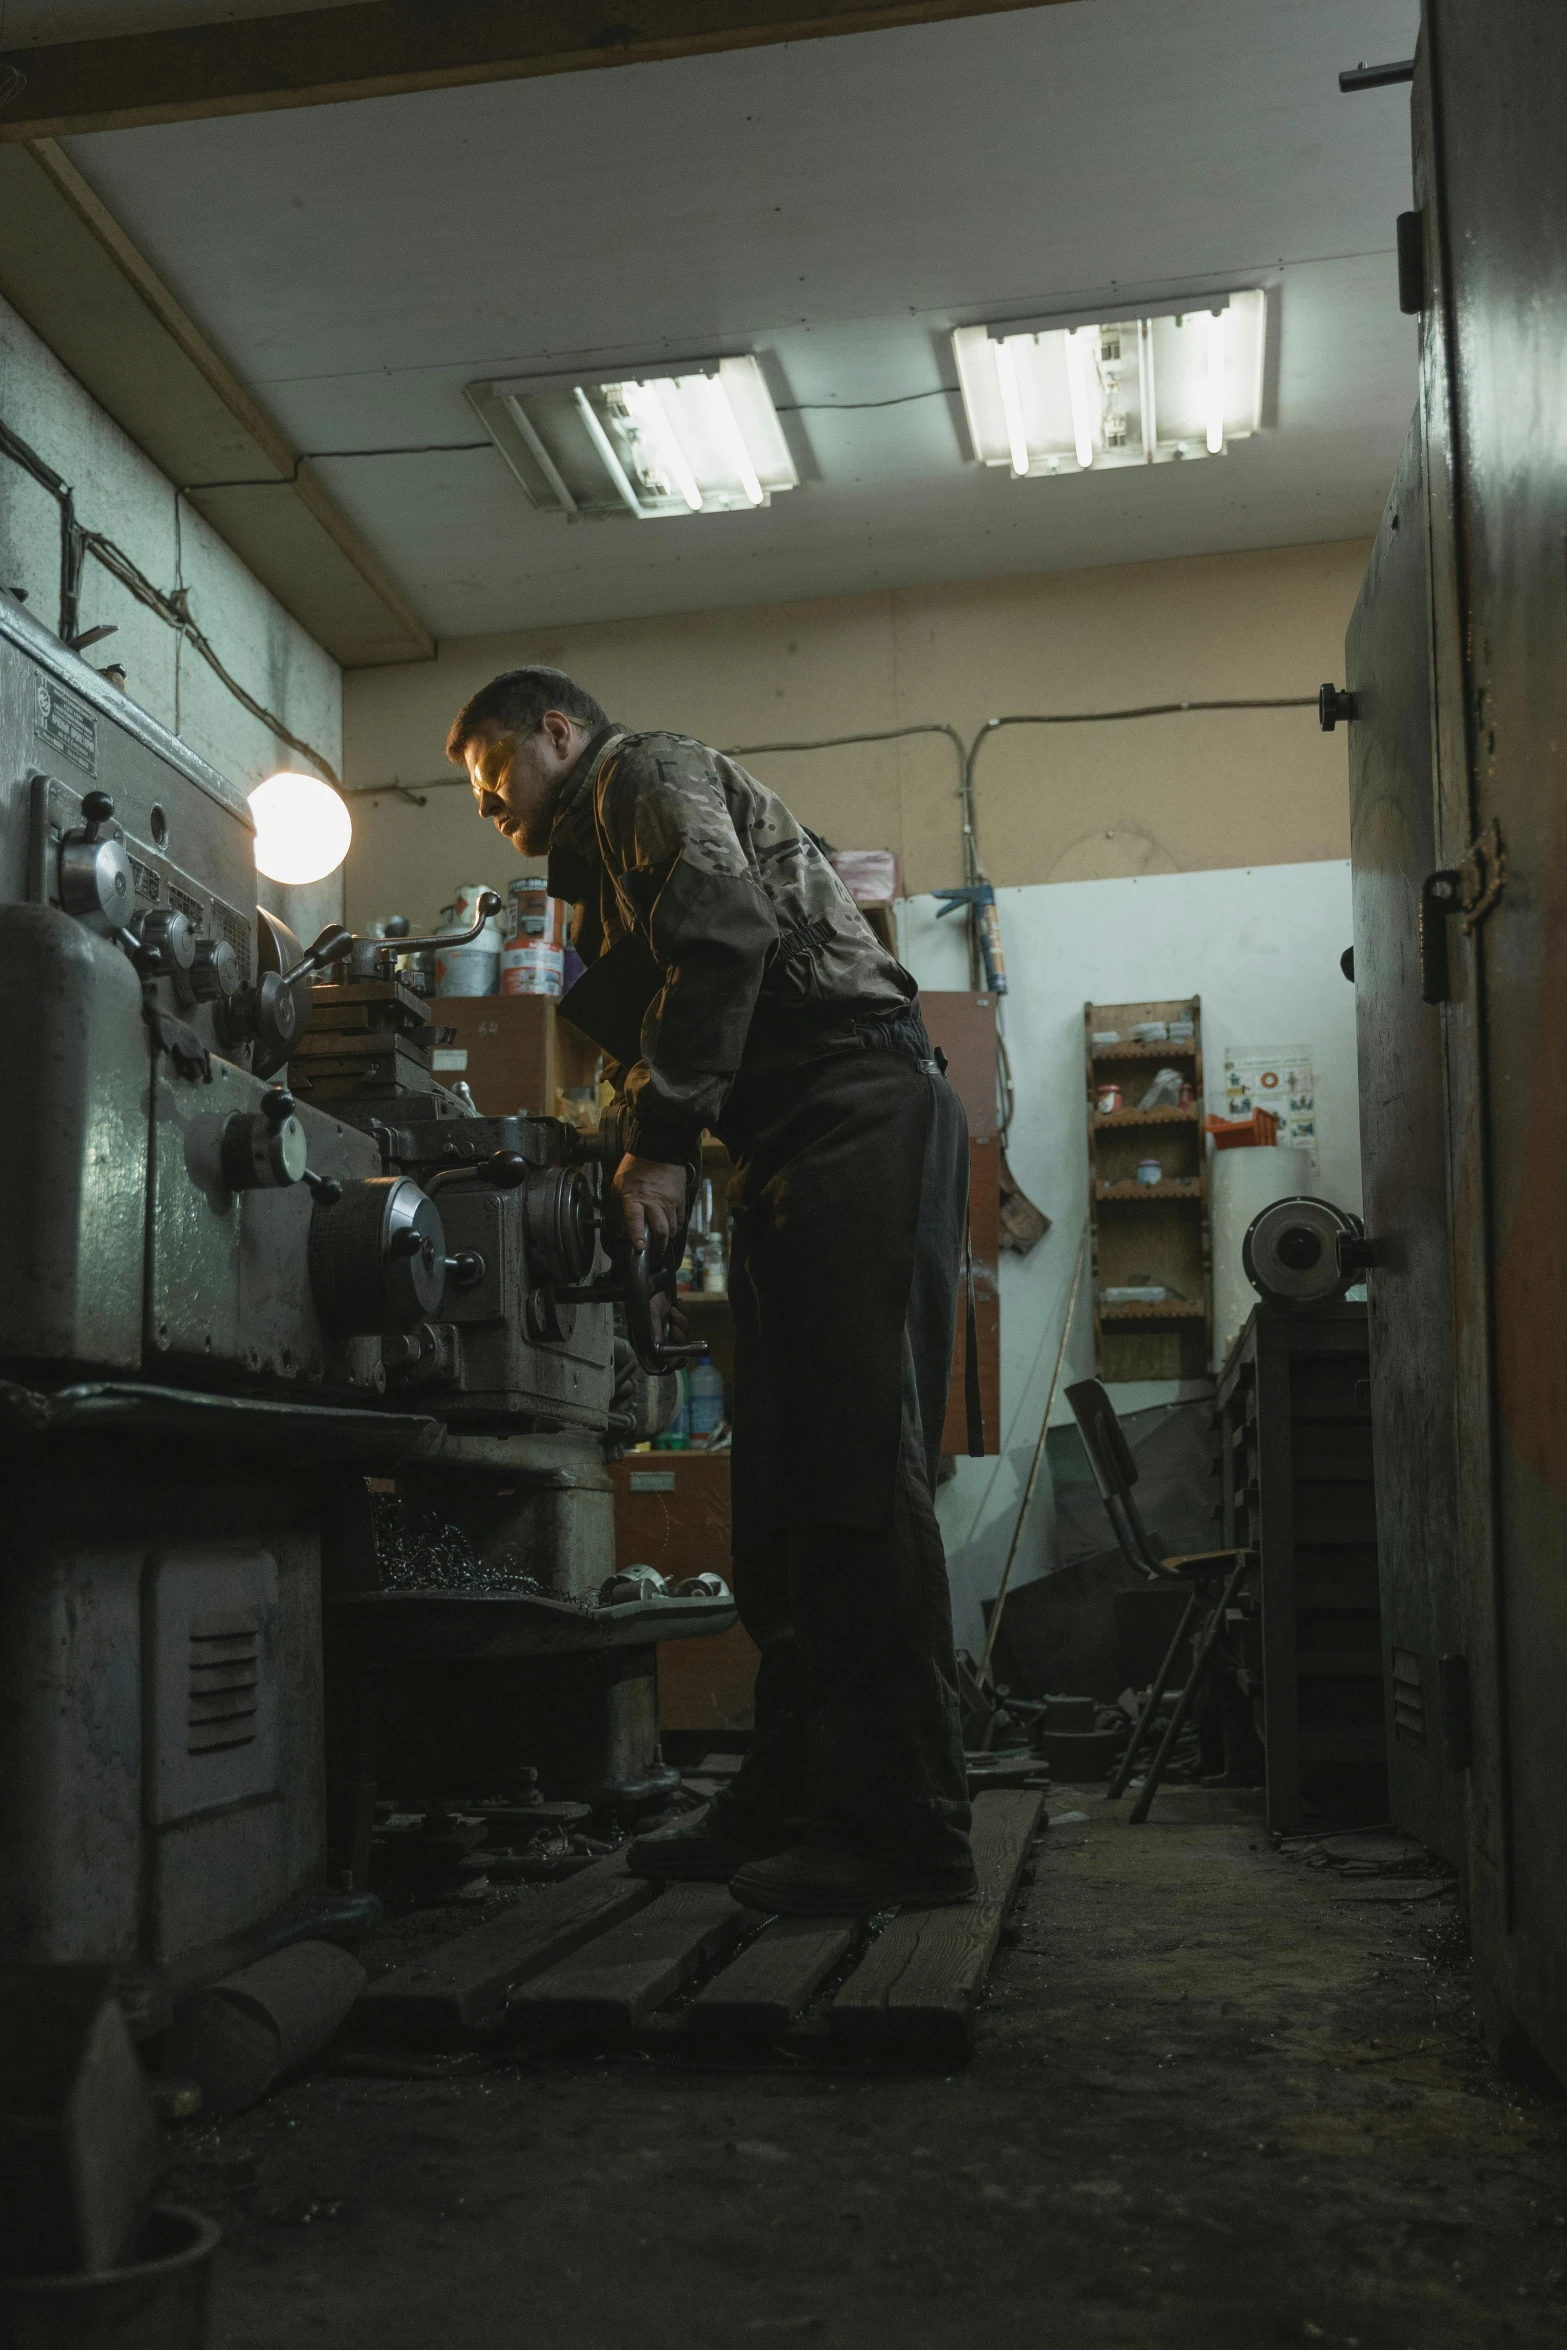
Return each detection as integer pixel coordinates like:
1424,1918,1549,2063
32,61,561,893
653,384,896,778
1420,822,1508,1004
1420,869,1463,1003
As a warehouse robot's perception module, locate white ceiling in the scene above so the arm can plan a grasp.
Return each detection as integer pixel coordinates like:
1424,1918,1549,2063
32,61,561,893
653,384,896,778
54,0,1422,640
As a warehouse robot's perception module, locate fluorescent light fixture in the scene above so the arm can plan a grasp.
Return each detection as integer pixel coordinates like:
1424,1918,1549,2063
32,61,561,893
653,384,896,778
249,772,352,887
953,288,1266,481
467,354,798,521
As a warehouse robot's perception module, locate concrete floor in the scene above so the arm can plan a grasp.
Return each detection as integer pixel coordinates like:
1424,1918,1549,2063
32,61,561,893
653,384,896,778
171,1786,1567,2349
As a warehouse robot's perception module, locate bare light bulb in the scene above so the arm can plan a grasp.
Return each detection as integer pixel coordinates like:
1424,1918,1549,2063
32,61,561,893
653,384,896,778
248,771,352,886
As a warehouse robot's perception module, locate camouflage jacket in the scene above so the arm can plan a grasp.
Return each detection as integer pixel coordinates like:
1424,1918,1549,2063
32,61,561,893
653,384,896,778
545,725,915,1162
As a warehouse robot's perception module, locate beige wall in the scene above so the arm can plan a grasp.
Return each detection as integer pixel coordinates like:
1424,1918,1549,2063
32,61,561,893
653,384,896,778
341,537,1368,932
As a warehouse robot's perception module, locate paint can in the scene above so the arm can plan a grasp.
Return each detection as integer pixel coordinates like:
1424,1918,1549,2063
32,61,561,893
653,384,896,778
435,945,499,996
450,883,507,943
500,942,564,997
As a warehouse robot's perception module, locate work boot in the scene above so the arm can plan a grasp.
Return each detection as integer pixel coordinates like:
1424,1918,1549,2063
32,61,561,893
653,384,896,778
626,1809,788,1884
728,1836,978,1916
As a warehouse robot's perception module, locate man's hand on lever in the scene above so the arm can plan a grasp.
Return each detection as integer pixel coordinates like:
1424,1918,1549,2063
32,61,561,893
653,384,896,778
612,1153,689,1252
613,1154,692,1349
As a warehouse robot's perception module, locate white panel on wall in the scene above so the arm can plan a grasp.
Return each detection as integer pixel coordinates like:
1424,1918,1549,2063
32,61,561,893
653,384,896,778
898,859,1358,1653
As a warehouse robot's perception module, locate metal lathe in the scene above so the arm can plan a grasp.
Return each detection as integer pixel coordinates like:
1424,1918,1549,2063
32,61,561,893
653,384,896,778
0,591,727,2022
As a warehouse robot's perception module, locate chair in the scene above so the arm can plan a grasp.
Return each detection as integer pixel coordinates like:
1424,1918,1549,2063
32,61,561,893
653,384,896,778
1064,1378,1256,1823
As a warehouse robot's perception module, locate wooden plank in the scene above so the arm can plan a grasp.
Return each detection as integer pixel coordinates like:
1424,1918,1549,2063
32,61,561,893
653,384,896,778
512,1882,749,2036
829,1789,1043,2055
688,1917,855,2038
356,1855,654,2035
941,1129,1000,1455
920,991,999,1138
0,1,1070,143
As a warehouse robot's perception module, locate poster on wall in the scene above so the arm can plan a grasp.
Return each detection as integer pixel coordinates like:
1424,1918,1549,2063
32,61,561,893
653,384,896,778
1223,1046,1318,1167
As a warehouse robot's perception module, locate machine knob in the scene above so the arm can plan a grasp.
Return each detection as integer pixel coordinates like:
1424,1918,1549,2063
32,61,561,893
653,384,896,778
308,1175,448,1336
221,1083,309,1191
57,791,134,933
219,1085,342,1198
189,935,241,1003
134,906,198,981
215,969,301,1065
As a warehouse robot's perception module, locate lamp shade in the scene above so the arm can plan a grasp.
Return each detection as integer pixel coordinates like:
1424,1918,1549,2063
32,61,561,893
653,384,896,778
248,772,352,886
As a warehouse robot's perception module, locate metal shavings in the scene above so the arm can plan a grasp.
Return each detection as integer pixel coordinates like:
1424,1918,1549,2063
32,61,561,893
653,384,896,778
370,1490,577,1599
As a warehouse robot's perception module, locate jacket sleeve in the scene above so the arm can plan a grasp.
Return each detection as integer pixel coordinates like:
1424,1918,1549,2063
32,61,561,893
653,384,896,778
596,739,779,1162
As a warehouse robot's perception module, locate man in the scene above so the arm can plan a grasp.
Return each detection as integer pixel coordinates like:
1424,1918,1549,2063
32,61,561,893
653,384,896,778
449,665,974,1914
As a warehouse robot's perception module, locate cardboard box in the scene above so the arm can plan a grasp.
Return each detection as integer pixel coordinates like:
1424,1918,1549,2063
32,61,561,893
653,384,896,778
431,995,599,1118
608,1452,757,1733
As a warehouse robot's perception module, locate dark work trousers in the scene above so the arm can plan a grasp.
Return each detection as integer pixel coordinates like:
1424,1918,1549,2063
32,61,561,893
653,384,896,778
714,1013,974,1871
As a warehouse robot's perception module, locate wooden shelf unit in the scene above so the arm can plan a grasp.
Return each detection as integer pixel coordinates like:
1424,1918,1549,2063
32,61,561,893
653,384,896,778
1086,997,1213,1380
1094,1177,1204,1201
1089,1040,1201,1063
1093,1104,1201,1130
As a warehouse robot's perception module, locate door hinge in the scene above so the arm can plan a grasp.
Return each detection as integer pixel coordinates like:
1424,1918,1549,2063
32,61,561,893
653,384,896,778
1420,819,1507,1002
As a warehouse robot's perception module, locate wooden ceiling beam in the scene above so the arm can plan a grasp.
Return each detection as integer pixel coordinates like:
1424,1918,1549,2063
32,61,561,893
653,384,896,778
0,0,1061,141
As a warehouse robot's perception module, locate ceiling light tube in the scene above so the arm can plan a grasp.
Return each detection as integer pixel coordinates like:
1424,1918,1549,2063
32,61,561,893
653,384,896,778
994,340,1030,476
573,385,648,518
708,376,765,506
1205,309,1226,455
1137,318,1157,464
631,380,702,510
1065,329,1096,469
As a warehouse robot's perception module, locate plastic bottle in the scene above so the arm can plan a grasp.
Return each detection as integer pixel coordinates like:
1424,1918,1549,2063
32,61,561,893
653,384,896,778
688,1356,724,1444
654,1369,689,1449
700,1230,727,1294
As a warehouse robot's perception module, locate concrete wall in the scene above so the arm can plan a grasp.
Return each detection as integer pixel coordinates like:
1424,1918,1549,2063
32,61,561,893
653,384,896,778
341,536,1367,930
0,292,342,929
901,864,1360,1652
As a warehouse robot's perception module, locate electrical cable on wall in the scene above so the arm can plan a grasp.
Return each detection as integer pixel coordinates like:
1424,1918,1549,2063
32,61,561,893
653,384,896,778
0,411,341,785
349,696,1322,1134
178,441,495,493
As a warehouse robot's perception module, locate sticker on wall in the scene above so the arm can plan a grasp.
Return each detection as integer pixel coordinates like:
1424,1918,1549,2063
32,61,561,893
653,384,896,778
1222,1045,1318,1168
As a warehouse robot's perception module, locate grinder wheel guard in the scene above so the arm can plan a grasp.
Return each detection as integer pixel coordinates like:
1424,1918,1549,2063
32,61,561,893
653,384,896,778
1242,1194,1366,1308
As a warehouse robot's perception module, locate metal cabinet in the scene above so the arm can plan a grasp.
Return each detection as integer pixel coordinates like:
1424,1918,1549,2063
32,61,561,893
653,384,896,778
1217,1306,1386,1832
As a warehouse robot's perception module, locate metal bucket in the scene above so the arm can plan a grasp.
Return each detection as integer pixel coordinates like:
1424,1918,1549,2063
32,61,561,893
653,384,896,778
434,945,499,997
0,2207,219,2349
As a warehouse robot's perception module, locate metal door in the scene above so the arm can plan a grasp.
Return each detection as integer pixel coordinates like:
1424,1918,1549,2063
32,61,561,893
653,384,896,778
1345,419,1467,1873
1418,0,1567,2078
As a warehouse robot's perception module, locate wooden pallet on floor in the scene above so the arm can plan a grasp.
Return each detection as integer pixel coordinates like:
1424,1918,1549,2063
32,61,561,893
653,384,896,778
352,1792,1044,2060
